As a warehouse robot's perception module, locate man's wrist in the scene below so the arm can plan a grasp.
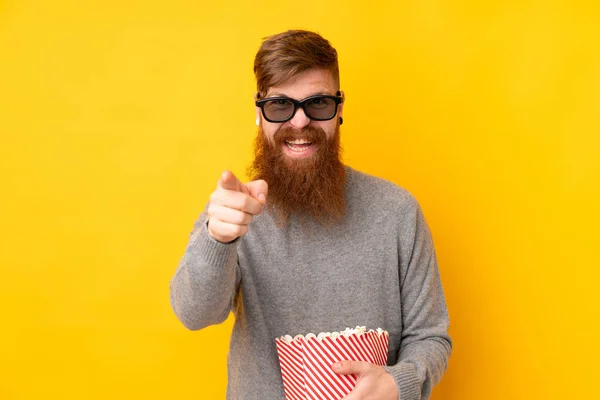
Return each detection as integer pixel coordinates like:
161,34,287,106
384,362,420,400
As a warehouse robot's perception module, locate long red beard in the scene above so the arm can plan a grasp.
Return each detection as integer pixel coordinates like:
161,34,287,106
247,124,346,227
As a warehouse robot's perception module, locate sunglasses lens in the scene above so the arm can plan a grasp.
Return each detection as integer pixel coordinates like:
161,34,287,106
305,97,337,120
263,99,294,122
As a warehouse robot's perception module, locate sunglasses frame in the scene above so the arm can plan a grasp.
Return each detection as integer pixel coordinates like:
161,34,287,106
255,90,344,123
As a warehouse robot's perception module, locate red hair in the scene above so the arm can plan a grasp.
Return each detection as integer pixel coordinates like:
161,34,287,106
253,30,340,98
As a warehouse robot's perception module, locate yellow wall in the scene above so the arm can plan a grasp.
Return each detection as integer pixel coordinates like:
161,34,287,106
1,0,598,398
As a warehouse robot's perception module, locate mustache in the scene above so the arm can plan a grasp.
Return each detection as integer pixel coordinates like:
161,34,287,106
273,125,328,145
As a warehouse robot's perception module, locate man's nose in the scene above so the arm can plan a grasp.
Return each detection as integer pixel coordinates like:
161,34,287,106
288,107,310,129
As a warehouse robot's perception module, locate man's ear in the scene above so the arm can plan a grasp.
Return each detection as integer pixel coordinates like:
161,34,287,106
338,90,345,119
254,93,261,126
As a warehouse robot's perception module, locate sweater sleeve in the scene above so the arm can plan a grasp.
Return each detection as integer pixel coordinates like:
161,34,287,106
383,199,452,400
169,209,241,331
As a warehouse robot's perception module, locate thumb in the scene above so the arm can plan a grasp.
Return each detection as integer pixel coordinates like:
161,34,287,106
245,179,268,205
332,360,372,376
218,170,248,194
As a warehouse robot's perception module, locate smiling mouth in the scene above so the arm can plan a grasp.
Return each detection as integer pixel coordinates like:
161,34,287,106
285,139,313,153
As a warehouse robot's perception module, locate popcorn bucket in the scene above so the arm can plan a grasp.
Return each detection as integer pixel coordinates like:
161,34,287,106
275,327,389,400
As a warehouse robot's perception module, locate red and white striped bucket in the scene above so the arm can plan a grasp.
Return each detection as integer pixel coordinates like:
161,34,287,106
275,327,389,400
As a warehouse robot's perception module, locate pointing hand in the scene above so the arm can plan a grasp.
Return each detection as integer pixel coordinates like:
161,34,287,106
207,170,268,243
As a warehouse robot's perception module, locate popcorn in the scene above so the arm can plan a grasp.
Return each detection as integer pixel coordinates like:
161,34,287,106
275,326,389,400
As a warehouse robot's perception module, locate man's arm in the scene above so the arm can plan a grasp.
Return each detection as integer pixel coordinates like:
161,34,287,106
169,211,241,330
169,171,268,331
384,200,452,400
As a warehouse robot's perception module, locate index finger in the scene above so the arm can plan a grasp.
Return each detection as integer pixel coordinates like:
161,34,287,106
217,170,248,194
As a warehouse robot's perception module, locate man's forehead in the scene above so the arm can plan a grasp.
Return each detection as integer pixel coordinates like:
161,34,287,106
265,69,336,98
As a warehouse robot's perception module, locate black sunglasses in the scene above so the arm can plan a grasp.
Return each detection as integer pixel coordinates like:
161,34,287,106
256,91,343,123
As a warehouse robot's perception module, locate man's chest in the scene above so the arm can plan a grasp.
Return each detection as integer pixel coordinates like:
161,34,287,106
238,230,400,318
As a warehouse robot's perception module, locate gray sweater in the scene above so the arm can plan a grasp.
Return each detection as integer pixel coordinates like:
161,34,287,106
170,166,452,399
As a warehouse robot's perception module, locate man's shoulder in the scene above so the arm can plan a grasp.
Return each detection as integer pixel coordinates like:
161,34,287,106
345,166,420,213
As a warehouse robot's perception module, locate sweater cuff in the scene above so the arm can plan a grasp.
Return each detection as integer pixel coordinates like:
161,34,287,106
384,362,421,400
188,218,240,268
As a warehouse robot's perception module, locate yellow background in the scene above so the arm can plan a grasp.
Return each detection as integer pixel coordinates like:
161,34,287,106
1,0,599,398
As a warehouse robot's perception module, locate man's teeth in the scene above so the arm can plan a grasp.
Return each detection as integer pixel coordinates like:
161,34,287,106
285,140,312,152
286,139,312,145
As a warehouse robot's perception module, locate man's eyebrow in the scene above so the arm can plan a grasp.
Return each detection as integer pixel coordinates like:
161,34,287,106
265,91,334,98
264,92,287,97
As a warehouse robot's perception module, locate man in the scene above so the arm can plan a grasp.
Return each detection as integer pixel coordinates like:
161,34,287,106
170,30,451,400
